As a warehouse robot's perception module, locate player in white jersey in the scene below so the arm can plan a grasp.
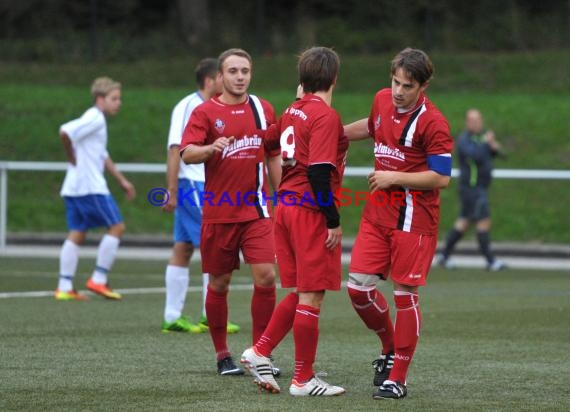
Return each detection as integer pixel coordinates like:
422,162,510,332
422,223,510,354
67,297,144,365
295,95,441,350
55,77,136,301
160,58,241,334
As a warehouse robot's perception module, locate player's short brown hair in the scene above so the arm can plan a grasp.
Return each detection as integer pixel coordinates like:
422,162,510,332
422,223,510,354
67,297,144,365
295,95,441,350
391,48,433,85
91,77,121,99
298,47,340,94
195,58,219,89
218,48,252,71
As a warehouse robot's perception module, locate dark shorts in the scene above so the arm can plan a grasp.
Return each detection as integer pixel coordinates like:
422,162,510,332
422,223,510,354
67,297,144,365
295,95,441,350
459,186,490,221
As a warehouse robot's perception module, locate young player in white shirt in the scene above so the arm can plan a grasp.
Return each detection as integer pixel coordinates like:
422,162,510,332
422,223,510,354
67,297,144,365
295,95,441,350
55,77,135,301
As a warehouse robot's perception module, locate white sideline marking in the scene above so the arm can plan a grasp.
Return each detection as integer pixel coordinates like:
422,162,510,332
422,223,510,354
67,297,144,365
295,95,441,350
0,284,253,299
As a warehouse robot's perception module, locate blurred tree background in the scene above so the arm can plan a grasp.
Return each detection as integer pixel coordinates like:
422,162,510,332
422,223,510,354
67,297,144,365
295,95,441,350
1,0,568,62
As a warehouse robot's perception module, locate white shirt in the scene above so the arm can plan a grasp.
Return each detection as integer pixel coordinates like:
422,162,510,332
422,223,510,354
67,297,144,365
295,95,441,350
59,107,110,196
167,92,206,182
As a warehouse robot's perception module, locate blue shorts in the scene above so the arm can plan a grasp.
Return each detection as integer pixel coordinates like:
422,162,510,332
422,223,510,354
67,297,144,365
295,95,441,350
173,179,203,245
64,195,123,231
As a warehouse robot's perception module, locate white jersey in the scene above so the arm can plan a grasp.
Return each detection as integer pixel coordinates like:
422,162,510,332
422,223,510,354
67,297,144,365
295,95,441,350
167,92,206,182
59,107,110,197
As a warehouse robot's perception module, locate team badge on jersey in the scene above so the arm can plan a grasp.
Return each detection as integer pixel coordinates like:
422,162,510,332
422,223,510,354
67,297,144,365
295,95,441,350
374,114,381,130
214,118,225,134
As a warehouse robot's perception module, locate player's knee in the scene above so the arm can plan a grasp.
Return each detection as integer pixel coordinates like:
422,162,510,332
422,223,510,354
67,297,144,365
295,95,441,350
172,242,193,263
454,219,469,232
347,273,379,307
347,286,377,308
253,266,276,287
108,223,125,238
209,274,231,292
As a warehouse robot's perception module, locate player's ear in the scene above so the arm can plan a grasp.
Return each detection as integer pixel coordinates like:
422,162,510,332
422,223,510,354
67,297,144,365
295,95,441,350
420,81,430,93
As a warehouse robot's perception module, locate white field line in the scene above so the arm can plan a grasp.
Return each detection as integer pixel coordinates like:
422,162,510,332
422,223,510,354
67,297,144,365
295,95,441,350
0,283,252,299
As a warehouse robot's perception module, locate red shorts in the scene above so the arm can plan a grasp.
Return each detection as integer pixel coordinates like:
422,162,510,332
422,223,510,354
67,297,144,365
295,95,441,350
200,218,276,275
349,217,437,287
274,204,342,292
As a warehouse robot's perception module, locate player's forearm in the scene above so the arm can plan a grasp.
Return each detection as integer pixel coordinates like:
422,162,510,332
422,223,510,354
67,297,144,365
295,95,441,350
104,157,129,185
60,131,76,165
266,155,282,191
392,170,451,190
344,118,370,141
181,144,214,164
166,146,181,192
308,164,340,228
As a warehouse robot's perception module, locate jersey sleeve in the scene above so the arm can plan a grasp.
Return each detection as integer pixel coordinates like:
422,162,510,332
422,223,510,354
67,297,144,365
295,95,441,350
167,100,187,149
424,116,454,176
308,110,341,167
262,100,279,156
264,120,281,156
262,100,276,126
180,107,209,152
367,92,383,137
60,108,105,143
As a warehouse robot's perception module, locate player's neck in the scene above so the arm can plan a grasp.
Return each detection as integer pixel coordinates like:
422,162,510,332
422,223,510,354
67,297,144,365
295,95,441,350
94,102,108,116
313,90,332,106
219,91,248,105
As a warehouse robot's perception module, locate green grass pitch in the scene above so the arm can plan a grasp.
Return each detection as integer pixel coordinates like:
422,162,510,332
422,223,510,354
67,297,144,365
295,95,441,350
1,257,569,411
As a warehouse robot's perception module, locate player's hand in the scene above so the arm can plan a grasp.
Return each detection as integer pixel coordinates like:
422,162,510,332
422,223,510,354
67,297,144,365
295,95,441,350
211,136,235,153
368,171,395,192
483,130,501,152
483,130,496,143
325,226,342,249
121,179,136,200
161,190,177,213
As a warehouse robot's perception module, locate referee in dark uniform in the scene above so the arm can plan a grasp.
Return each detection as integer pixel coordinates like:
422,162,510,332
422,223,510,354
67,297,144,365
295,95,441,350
436,109,506,271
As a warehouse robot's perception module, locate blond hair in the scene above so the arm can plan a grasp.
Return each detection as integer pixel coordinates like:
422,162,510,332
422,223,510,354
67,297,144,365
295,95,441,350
91,77,121,99
218,48,252,71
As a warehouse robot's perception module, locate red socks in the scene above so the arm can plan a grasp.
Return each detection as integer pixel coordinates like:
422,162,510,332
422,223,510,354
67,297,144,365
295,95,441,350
347,286,395,354
205,285,230,361
293,304,320,383
255,292,298,357
251,284,276,344
390,291,421,383
207,283,276,361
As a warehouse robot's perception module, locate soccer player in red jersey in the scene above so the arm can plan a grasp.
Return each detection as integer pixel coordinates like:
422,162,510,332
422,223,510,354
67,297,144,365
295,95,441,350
180,48,281,376
241,47,348,396
344,48,453,399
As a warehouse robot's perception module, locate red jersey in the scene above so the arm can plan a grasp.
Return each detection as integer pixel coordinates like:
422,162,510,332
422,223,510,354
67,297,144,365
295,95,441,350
364,88,453,235
180,94,277,223
270,94,348,210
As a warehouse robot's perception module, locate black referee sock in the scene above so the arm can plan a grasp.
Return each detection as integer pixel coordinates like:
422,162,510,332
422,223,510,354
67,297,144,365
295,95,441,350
477,231,495,264
443,229,463,259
